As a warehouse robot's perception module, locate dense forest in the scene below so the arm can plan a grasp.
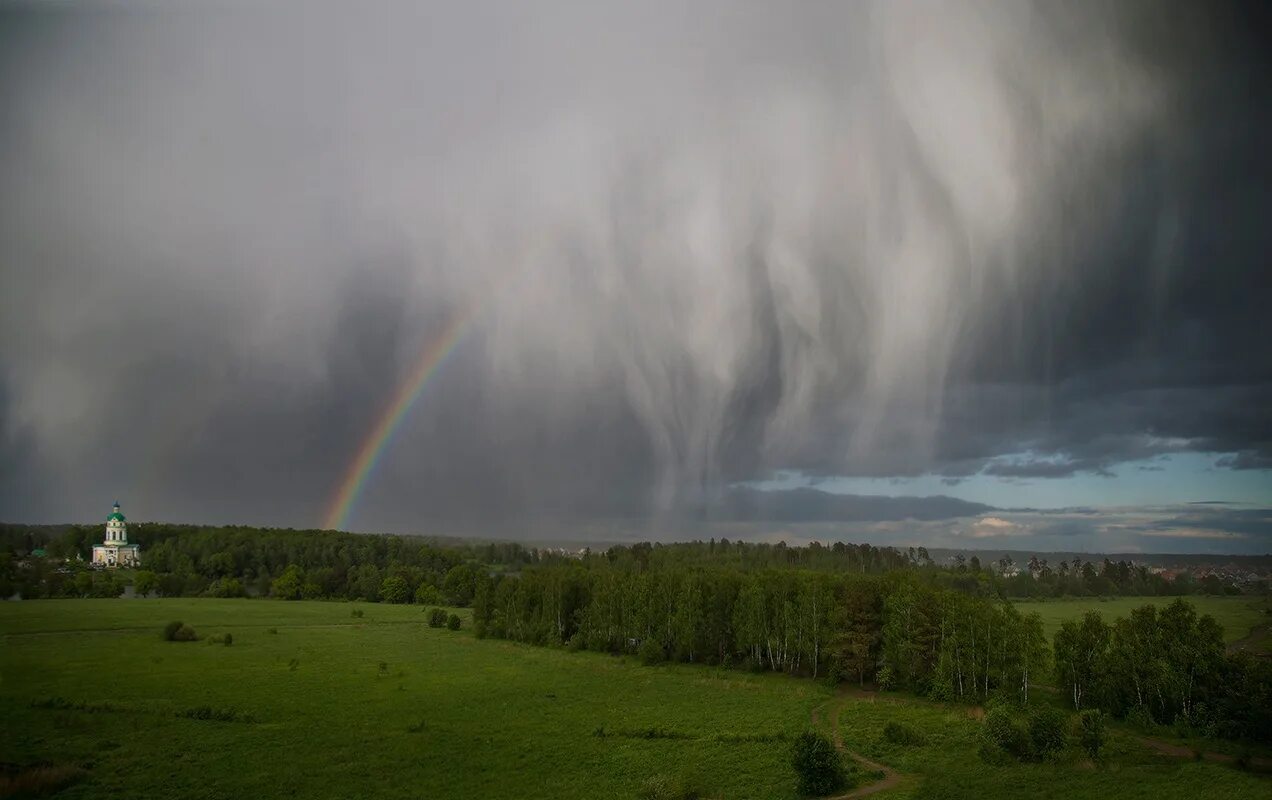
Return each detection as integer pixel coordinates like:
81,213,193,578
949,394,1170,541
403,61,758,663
2,521,1270,742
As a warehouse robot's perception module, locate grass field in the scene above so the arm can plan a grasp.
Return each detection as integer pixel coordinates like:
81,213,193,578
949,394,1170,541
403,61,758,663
830,691,1270,799
3,598,1270,799
1011,596,1271,649
1,599,821,799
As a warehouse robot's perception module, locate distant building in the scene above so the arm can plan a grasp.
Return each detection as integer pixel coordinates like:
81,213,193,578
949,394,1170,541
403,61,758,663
91,501,140,568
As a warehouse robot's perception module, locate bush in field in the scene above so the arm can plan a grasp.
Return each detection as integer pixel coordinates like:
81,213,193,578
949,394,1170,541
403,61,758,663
446,613,461,631
427,608,448,628
982,705,1033,762
1125,705,1156,732
790,731,847,796
351,608,364,618
638,638,665,666
222,632,233,646
1077,709,1105,760
163,620,197,642
1028,707,1068,760
162,621,198,642
882,721,927,747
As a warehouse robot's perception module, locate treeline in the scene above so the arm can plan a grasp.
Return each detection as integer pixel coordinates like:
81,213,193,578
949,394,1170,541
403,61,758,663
1053,600,1272,742
472,566,1050,704
0,522,1258,603
0,523,544,601
983,554,1248,598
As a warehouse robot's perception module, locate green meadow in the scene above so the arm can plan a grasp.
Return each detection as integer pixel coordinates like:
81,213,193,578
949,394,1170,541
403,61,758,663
2,599,818,799
1011,596,1271,649
3,598,1269,799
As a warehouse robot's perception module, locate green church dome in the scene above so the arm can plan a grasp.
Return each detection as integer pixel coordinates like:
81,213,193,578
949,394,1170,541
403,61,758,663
107,512,126,522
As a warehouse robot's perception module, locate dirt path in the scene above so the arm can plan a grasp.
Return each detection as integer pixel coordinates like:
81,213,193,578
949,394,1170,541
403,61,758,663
1137,736,1272,771
1228,621,1272,657
811,692,904,799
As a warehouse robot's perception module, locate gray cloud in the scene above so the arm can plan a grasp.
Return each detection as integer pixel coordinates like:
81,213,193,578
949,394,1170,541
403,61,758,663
0,1,1269,544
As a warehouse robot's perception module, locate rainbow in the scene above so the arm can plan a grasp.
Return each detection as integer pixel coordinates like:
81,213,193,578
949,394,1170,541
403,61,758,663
321,309,477,531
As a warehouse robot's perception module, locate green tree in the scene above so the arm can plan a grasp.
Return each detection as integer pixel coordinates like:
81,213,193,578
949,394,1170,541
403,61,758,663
271,565,304,600
790,731,847,796
415,582,442,605
1054,611,1111,710
442,563,480,607
380,576,410,604
133,570,158,597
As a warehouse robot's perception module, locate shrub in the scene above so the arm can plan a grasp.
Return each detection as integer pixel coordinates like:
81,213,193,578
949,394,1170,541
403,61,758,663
882,721,927,747
1028,708,1068,760
638,638,665,666
1077,709,1105,760
222,632,233,646
351,608,364,619
790,730,847,796
875,665,894,691
266,627,278,635
427,608,448,628
1125,705,1156,732
163,621,197,642
446,613,461,631
982,705,1033,762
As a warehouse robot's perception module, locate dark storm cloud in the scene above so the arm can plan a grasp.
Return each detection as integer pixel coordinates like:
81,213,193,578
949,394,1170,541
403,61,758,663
716,488,992,523
0,1,1269,543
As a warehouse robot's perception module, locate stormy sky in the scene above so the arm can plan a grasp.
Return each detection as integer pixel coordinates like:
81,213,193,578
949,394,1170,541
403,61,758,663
1,1,1269,553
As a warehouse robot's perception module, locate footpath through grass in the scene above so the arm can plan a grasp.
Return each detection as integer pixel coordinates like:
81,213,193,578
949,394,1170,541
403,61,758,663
1,599,821,800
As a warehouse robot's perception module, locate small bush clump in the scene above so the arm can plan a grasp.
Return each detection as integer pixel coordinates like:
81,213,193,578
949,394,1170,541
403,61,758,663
351,608,365,619
790,730,848,796
446,613,461,631
427,608,448,628
981,705,1033,762
162,621,198,642
882,721,927,747
638,638,665,665
1077,709,1105,760
1028,707,1068,760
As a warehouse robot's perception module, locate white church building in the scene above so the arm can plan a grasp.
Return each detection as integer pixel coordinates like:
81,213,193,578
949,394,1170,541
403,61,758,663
92,501,141,568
